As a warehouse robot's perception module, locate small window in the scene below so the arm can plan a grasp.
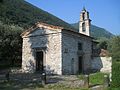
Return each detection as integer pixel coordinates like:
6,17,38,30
78,43,82,50
82,23,86,32
82,13,85,20
64,48,68,53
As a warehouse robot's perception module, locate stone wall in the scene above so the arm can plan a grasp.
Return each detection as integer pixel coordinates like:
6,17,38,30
62,30,92,74
22,28,62,74
91,57,112,73
22,27,93,75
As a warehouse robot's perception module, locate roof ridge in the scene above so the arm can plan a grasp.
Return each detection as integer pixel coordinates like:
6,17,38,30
21,22,64,37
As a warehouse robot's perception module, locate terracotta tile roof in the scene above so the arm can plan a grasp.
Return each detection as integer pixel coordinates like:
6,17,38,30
21,22,63,37
35,22,64,30
21,22,92,39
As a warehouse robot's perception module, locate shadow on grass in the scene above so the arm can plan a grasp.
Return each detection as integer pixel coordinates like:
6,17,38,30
0,80,44,90
89,84,102,88
0,80,89,90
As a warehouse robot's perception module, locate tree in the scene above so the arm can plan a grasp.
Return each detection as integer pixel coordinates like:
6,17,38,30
111,36,120,61
99,41,108,50
0,0,3,3
0,22,23,67
111,35,120,87
97,37,109,50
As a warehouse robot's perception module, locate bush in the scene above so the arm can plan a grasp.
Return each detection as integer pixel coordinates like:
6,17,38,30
111,36,120,87
0,22,23,68
111,62,120,87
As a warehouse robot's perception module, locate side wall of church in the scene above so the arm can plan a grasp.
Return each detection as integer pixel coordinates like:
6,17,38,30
62,30,92,74
22,28,62,74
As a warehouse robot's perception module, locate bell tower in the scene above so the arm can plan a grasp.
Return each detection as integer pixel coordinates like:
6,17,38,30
79,7,91,36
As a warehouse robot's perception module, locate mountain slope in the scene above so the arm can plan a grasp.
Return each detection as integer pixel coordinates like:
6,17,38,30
71,22,114,39
0,0,113,39
0,0,74,30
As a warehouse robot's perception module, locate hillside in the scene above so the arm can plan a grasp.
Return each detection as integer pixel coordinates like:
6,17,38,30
0,0,114,68
0,0,113,39
0,0,74,30
71,22,114,39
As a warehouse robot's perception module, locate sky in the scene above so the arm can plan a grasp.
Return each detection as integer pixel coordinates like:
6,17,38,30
25,0,120,35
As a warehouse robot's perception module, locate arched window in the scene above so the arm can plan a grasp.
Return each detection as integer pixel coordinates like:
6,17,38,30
82,13,85,20
82,23,86,32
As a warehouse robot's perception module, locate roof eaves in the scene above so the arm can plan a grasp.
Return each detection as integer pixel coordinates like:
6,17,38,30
21,22,64,37
62,28,93,39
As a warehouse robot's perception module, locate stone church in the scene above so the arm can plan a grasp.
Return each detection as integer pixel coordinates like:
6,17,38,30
21,8,93,75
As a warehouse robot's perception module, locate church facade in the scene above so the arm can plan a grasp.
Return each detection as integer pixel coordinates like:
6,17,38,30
21,8,93,75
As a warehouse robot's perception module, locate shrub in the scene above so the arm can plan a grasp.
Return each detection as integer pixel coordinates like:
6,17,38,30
111,36,120,87
0,22,23,68
111,62,120,87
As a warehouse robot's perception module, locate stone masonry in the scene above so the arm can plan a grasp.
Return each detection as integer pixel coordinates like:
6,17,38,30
22,26,62,74
62,30,92,74
21,22,92,75
21,8,93,75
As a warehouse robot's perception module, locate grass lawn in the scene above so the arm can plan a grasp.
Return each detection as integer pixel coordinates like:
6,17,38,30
109,88,120,90
0,72,110,90
77,72,109,86
89,72,109,86
0,80,89,90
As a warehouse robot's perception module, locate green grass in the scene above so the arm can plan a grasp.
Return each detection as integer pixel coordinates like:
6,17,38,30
89,72,109,86
77,72,109,86
107,87,120,90
45,84,88,90
0,72,110,90
0,80,43,90
0,80,89,90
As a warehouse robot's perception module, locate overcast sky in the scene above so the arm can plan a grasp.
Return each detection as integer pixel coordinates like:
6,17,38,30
26,0,120,35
